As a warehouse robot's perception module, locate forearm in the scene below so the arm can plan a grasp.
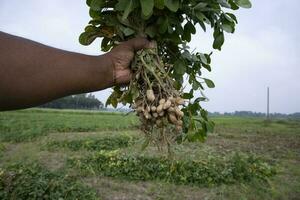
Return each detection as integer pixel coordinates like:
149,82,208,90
0,32,113,111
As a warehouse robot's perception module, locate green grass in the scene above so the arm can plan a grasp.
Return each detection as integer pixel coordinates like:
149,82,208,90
0,163,99,200
0,108,299,200
45,134,137,151
69,151,275,186
213,116,300,135
0,143,5,158
0,109,138,142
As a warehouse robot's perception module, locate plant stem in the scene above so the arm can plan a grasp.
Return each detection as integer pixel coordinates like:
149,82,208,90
140,56,166,91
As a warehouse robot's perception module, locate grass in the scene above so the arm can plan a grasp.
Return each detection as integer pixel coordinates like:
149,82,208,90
0,109,138,142
0,108,299,200
45,133,137,151
0,163,99,200
69,151,275,186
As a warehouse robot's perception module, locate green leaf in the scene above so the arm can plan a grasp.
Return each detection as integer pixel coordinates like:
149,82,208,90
187,129,206,142
222,23,234,33
86,0,92,6
195,11,208,31
182,92,194,99
213,31,224,50
194,97,207,103
123,0,134,20
226,13,238,23
204,78,215,88
202,64,211,72
89,19,101,26
90,0,104,11
206,121,215,133
116,0,136,20
194,3,207,10
164,0,179,12
188,116,197,131
145,25,157,38
116,0,127,10
192,81,201,90
186,21,196,34
235,0,252,8
182,50,192,61
131,85,139,100
89,9,98,18
140,0,154,17
218,0,231,8
122,27,135,36
195,129,206,142
200,109,208,121
198,21,206,32
188,102,201,115
79,31,99,46
228,0,239,10
157,17,169,34
101,37,112,51
174,60,186,75
182,22,195,42
195,11,206,21
199,53,208,65
154,0,165,9
111,98,118,108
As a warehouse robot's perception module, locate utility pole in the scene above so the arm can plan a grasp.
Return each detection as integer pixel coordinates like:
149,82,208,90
267,87,270,120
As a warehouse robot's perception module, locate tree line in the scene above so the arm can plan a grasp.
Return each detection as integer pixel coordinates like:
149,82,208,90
209,111,300,119
39,93,103,110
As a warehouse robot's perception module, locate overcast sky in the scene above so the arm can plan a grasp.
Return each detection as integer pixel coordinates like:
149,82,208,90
0,0,299,113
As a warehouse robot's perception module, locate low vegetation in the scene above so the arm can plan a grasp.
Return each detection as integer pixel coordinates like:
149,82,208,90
0,143,5,158
0,109,299,200
69,151,275,186
0,163,99,200
0,109,137,142
46,134,137,151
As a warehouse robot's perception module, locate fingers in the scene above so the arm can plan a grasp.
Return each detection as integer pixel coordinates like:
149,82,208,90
124,37,151,52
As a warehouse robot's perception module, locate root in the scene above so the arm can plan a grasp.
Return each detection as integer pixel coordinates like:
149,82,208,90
130,43,185,154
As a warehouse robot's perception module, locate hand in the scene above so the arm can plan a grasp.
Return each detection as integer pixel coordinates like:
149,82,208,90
107,37,150,85
0,32,149,110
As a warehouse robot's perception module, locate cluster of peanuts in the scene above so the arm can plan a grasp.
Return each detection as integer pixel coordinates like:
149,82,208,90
133,89,185,132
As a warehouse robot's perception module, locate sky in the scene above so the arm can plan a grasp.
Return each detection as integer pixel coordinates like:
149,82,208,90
0,0,299,114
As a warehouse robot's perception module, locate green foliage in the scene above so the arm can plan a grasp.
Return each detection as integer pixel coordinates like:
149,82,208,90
39,93,103,110
0,143,5,158
0,164,99,200
80,0,251,142
46,135,137,151
0,109,137,142
235,0,252,8
69,151,275,186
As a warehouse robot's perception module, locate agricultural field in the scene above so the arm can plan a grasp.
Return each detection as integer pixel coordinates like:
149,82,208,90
0,109,299,200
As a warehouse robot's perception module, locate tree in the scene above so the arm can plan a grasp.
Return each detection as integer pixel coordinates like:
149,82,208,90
39,93,103,110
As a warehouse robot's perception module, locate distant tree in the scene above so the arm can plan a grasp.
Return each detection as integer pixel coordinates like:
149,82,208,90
289,113,300,118
209,111,300,119
39,93,103,110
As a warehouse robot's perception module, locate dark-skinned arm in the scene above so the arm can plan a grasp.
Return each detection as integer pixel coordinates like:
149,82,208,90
0,32,149,111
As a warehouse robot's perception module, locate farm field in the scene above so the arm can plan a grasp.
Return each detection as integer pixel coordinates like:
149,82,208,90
0,109,299,200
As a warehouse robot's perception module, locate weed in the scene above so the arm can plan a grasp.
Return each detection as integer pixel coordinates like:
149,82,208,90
69,151,276,187
46,135,137,151
0,163,99,200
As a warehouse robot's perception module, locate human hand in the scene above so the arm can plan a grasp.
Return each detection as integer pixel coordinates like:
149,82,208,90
106,37,150,85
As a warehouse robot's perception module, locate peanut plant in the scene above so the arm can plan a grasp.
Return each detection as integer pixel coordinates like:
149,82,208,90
80,0,251,152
